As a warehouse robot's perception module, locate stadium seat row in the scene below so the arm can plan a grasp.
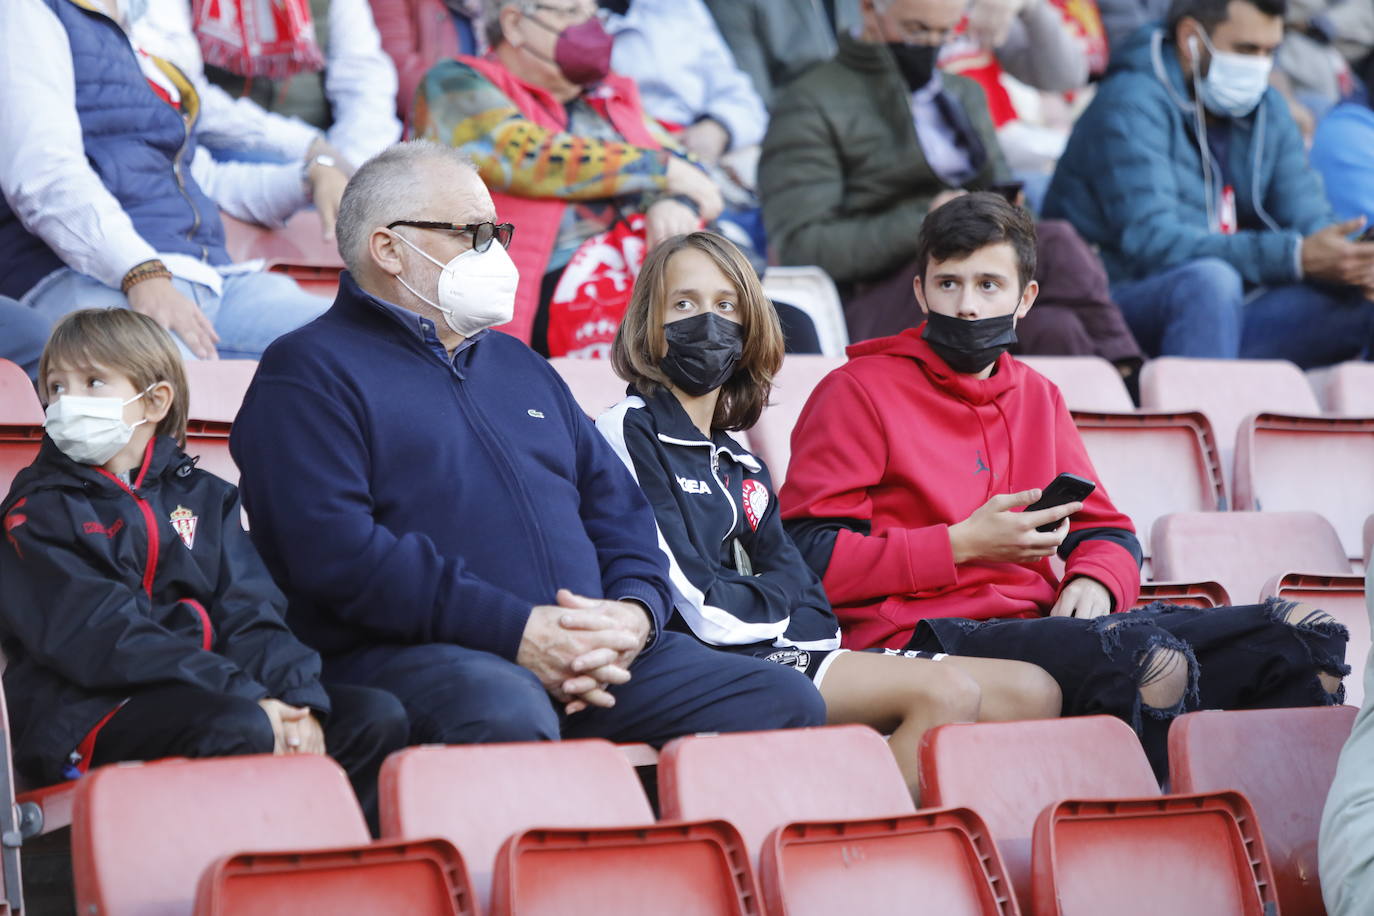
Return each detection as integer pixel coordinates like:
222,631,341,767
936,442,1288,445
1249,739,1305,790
30,707,1355,915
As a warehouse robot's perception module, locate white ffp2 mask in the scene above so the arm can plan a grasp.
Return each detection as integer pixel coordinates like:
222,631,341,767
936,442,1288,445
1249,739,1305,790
44,387,153,466
1193,30,1273,118
395,233,520,338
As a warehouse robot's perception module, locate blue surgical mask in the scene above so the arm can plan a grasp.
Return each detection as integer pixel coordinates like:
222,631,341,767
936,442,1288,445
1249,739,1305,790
1191,29,1273,119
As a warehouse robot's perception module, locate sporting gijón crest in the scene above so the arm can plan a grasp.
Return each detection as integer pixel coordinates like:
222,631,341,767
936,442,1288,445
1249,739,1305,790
169,505,198,550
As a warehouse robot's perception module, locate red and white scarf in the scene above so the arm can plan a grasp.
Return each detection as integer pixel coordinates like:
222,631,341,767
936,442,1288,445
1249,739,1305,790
191,0,325,79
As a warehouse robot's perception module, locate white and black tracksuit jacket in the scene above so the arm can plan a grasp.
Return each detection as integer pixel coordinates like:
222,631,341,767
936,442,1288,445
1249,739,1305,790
597,386,841,654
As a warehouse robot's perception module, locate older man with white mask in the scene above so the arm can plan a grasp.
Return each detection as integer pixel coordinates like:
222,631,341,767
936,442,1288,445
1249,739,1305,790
231,141,826,749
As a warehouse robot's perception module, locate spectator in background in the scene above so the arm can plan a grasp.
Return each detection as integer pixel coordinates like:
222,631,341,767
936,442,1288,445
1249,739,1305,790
1098,0,1169,50
760,0,1141,370
701,0,838,109
1046,0,1374,365
1274,0,1372,122
0,0,341,361
137,0,402,168
371,0,487,122
230,142,827,752
1311,58,1374,224
0,301,49,380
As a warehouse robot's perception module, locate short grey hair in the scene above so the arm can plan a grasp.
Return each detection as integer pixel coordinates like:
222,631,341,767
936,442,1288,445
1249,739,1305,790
335,141,479,273
483,0,535,48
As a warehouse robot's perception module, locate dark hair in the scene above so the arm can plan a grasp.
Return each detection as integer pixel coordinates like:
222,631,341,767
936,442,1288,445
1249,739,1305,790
1167,0,1286,34
611,232,785,432
915,192,1038,290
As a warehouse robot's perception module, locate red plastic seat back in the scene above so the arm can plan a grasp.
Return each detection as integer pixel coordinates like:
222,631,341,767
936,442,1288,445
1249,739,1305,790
185,360,258,426
760,808,1019,916
73,754,370,916
1307,362,1374,415
184,429,239,487
194,838,474,916
0,430,42,497
1030,792,1277,916
658,726,914,860
1132,580,1230,610
380,740,652,912
1152,511,1352,606
0,361,41,425
918,717,1159,911
549,357,630,419
1019,356,1134,413
491,821,760,916
746,356,844,487
1169,706,1357,916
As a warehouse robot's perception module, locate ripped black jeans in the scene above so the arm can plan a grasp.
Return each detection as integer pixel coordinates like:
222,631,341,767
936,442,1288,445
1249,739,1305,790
909,599,1349,779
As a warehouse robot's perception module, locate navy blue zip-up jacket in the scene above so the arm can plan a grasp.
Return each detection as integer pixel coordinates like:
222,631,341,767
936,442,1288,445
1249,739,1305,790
0,436,327,785
229,272,672,663
597,386,840,654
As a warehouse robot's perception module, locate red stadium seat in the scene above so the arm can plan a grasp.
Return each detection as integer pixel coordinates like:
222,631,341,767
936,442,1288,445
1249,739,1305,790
0,427,42,498
73,754,371,916
1131,580,1231,609
1232,414,1374,563
1030,792,1277,916
549,357,633,420
746,356,844,487
658,726,916,861
918,716,1159,912
1307,362,1374,415
1070,410,1227,575
1019,356,1134,413
0,360,41,425
1262,573,1368,707
1365,514,1373,569
221,211,345,300
759,808,1018,916
185,359,257,425
380,740,654,913
194,838,474,916
1169,706,1359,916
490,821,759,916
1152,511,1352,610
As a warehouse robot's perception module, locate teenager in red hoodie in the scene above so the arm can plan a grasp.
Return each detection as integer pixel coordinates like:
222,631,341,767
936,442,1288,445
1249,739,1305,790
780,193,1349,773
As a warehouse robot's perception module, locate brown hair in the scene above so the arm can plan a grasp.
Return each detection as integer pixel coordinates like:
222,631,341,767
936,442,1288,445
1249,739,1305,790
38,309,190,444
611,232,784,431
916,192,1038,290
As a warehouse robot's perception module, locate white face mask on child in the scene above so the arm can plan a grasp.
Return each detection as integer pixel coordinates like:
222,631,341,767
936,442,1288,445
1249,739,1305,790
44,386,153,466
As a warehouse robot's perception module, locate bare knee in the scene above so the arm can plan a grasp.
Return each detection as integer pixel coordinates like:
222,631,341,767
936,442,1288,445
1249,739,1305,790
1014,663,1062,719
1281,603,1345,695
1138,646,1190,710
915,665,982,725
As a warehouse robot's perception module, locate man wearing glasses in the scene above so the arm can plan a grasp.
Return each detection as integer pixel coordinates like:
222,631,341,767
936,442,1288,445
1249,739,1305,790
230,141,826,750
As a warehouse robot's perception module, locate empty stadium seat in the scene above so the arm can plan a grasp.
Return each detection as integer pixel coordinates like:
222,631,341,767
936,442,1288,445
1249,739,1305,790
1262,573,1369,707
1132,580,1231,609
194,838,474,916
1169,706,1359,916
0,360,41,425
759,808,1017,916
1029,792,1276,916
1152,511,1353,610
185,360,257,425
1018,356,1134,413
1232,413,1374,563
1307,362,1374,415
746,356,844,486
490,821,759,916
73,754,371,916
918,716,1159,911
220,211,345,299
761,266,849,358
658,725,916,860
380,740,654,913
549,357,632,420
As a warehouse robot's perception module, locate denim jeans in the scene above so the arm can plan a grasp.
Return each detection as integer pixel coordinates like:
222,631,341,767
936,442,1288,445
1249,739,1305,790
21,268,330,360
0,295,50,377
1112,257,1374,366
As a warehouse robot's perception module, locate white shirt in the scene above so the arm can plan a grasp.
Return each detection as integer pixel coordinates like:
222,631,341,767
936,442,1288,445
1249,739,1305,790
134,0,402,168
0,0,313,294
910,77,976,187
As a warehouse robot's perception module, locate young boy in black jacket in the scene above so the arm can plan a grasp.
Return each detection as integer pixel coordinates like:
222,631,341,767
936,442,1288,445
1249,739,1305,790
0,309,407,830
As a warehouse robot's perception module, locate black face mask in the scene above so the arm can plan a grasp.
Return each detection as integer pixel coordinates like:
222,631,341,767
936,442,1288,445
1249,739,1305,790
599,0,631,14
888,43,938,92
922,310,1018,374
661,313,745,397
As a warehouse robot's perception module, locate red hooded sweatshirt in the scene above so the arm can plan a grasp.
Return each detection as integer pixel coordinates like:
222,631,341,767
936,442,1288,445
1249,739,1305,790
779,325,1142,651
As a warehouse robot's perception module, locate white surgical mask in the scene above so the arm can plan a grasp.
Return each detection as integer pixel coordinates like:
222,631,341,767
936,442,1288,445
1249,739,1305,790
44,386,154,466
394,233,520,337
1192,29,1273,118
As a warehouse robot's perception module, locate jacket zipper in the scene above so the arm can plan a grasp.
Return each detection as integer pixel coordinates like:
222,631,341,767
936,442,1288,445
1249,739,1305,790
92,439,160,598
708,448,739,545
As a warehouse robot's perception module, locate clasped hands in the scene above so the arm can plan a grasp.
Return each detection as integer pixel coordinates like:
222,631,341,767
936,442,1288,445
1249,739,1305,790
518,589,652,715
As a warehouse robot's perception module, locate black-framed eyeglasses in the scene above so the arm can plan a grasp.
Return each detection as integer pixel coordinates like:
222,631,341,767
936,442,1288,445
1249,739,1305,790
386,220,516,253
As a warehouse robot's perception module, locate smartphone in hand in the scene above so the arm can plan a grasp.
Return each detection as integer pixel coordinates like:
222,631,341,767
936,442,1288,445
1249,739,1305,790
1024,473,1097,532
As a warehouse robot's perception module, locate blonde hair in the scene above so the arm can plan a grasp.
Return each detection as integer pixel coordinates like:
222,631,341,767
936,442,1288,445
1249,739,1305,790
611,232,784,432
38,309,190,444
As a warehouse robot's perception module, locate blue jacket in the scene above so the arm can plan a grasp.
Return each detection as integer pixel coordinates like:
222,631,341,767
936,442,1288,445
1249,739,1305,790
229,273,672,663
1311,103,1374,225
1045,25,1332,287
0,0,230,300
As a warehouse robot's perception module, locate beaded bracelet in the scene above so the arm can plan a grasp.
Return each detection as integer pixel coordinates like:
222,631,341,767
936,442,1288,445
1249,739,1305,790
120,259,173,294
